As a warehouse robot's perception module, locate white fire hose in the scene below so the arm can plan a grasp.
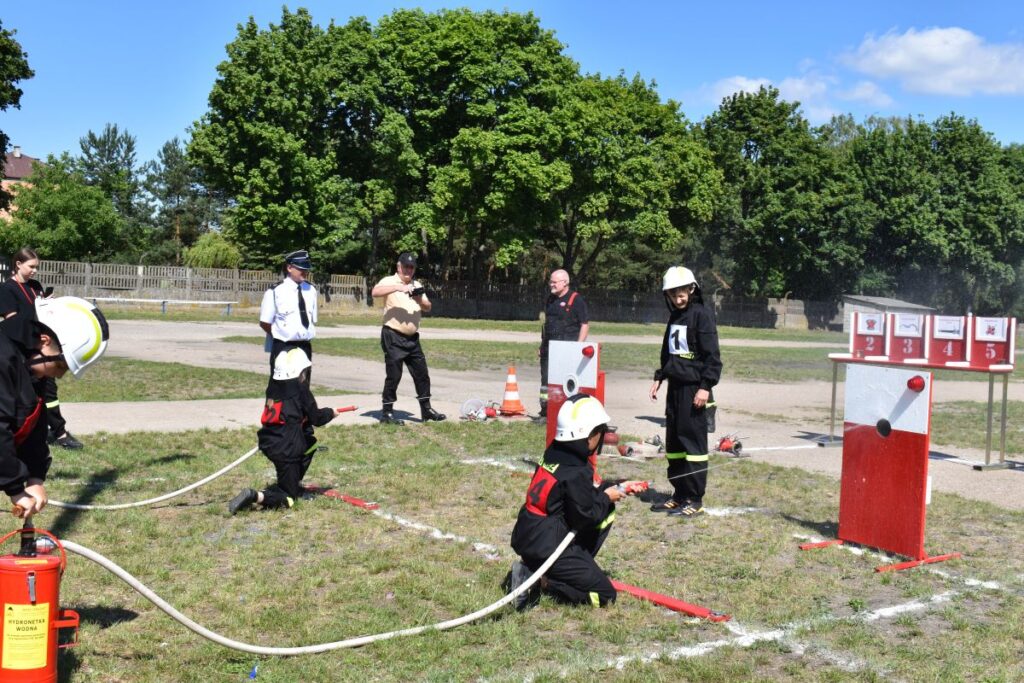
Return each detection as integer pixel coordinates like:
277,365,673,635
49,446,260,511
59,531,574,655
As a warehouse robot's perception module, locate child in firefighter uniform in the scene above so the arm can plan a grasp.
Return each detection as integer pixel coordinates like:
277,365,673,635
507,394,644,610
649,266,722,518
0,297,109,517
229,348,337,514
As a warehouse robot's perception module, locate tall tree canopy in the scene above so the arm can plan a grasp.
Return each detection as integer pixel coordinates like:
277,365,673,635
702,86,868,300
0,20,34,212
2,154,122,260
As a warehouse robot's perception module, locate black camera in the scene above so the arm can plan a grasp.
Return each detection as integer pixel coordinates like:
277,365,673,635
410,286,426,297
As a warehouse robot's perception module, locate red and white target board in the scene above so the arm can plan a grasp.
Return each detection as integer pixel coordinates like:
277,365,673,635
840,364,933,560
805,364,961,571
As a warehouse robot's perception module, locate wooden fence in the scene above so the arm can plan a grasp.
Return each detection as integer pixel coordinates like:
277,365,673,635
13,260,842,328
34,260,367,310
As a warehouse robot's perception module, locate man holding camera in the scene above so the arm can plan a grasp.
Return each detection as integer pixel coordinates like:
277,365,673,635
370,252,445,425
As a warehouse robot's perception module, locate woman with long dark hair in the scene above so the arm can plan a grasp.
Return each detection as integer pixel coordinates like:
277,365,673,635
0,248,84,449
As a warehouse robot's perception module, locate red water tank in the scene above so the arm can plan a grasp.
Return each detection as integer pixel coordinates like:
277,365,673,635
0,529,79,683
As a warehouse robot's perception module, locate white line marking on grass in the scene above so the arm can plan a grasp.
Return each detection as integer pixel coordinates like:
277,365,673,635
862,591,956,620
604,586,961,675
705,506,770,517
460,457,531,472
372,509,502,560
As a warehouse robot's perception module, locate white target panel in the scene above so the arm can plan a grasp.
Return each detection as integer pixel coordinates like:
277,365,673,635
548,340,600,391
844,364,931,435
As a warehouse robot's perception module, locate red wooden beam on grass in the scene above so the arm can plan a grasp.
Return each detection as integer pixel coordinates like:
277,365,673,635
611,579,730,622
303,485,379,510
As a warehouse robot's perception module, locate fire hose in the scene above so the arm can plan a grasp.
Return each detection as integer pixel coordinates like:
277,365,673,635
56,531,575,655
45,406,358,512
47,446,260,511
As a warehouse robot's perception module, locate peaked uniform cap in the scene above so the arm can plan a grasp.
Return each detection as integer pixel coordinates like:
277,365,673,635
285,250,313,271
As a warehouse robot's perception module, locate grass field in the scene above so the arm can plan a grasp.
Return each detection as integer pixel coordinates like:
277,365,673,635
26,422,1023,682
54,358,339,402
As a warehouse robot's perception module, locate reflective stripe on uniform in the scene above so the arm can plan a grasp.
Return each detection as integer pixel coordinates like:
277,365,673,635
589,591,600,607
45,400,60,409
596,510,616,531
286,496,295,508
670,351,695,359
666,452,709,461
539,387,548,400
304,443,318,455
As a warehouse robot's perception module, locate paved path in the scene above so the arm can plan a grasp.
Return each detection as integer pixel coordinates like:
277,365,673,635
62,319,1024,510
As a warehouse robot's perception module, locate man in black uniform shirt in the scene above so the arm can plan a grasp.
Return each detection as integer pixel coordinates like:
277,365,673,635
538,269,589,419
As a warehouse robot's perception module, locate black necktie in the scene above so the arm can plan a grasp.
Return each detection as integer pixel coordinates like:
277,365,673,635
297,285,309,328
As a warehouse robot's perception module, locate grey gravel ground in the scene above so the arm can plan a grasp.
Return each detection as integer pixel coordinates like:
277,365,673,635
62,319,1024,510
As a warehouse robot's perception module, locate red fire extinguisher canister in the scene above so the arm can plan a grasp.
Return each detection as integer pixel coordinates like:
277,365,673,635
0,527,79,683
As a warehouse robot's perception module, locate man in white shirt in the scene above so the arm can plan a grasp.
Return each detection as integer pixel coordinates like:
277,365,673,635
259,249,318,375
370,252,445,425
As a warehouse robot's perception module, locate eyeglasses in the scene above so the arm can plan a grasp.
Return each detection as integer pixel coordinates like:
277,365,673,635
549,279,567,285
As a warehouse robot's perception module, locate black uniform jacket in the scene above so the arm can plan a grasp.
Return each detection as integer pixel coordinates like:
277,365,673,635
654,302,722,391
0,277,43,320
511,439,614,562
542,290,588,343
0,319,50,497
257,373,335,463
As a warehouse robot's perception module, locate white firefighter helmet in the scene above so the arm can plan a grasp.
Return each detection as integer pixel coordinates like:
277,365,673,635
34,296,109,377
273,347,312,381
662,266,698,291
555,394,611,442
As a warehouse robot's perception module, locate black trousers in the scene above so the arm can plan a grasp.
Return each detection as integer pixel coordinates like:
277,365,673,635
524,525,616,607
43,377,66,436
269,339,312,378
380,326,431,409
261,451,315,509
665,382,709,505
539,343,550,412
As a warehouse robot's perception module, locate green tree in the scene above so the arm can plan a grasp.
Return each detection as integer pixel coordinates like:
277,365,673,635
77,123,144,219
702,86,868,300
190,8,359,269
0,20,34,212
928,115,1024,313
1,154,122,260
851,115,1024,313
142,137,225,264
183,231,241,268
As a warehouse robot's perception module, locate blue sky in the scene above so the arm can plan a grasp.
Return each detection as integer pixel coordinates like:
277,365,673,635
4,1,1024,164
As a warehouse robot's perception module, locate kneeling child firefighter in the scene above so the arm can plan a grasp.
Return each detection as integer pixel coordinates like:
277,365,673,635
507,394,645,610
229,348,338,514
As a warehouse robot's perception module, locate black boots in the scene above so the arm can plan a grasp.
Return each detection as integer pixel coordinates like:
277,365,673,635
228,488,258,515
420,403,446,422
380,405,445,423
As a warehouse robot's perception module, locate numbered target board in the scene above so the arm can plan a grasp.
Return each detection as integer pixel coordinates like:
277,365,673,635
834,313,1016,373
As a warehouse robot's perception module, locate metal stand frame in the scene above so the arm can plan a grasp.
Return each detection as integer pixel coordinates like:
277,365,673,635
817,362,843,448
974,372,1011,470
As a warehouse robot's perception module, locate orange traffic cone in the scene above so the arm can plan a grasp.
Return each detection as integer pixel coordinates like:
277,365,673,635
498,365,527,416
